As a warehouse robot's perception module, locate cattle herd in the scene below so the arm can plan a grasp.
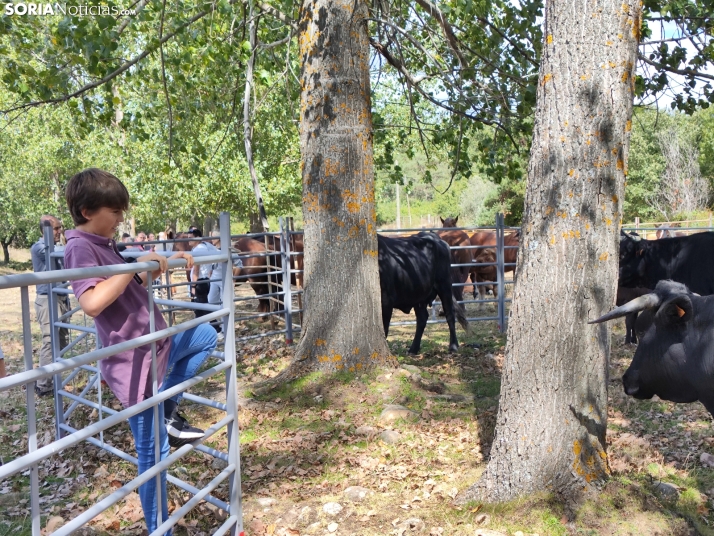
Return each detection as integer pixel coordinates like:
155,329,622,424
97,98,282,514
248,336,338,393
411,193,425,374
229,216,519,355
228,219,714,419
593,228,714,417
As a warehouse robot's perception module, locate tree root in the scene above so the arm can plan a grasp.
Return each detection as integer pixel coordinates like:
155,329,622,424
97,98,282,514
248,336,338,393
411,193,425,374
247,359,316,396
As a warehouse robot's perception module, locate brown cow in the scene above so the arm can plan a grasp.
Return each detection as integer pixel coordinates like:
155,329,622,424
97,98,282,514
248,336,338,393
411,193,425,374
468,230,519,300
233,235,304,320
435,228,472,303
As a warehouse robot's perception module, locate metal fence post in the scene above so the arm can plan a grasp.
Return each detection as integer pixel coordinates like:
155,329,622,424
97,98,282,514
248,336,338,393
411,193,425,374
219,211,244,536
279,217,294,345
43,223,67,441
496,213,506,333
21,285,41,535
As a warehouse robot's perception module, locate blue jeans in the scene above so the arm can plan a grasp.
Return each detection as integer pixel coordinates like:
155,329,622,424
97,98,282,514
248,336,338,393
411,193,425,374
127,324,217,535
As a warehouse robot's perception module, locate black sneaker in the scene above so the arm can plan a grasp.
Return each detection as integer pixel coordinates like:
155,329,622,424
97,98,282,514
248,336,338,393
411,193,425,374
165,409,204,448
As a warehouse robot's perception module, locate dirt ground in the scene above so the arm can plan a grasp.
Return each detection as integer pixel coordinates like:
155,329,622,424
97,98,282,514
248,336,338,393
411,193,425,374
1,256,713,536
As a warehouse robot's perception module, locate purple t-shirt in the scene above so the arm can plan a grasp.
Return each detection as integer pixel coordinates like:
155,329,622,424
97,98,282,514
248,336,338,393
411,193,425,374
64,230,171,408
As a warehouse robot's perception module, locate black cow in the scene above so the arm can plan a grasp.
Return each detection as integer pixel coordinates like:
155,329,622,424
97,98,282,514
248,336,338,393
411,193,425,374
616,286,651,344
619,231,714,294
590,280,714,416
379,232,469,354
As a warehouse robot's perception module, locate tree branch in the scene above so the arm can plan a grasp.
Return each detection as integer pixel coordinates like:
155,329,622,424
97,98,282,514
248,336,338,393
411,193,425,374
0,0,244,114
412,0,467,69
369,38,516,142
116,0,149,36
158,0,175,167
638,53,714,81
243,3,270,231
257,2,297,31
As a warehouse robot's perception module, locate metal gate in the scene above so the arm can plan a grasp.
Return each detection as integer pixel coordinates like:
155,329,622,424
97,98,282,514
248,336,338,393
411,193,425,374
0,212,243,536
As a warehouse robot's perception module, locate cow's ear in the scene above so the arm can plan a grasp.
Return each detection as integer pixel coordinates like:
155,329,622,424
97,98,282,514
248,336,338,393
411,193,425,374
440,217,445,224
655,295,693,327
454,216,459,225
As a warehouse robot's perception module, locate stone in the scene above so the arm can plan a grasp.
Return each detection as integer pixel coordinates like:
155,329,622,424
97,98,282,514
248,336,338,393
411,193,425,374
474,514,490,526
380,430,402,444
306,521,322,534
395,369,412,378
343,486,372,502
474,530,507,536
701,452,714,468
653,481,680,500
514,532,525,536
256,497,278,507
401,365,421,375
327,522,339,533
396,517,425,532
45,516,65,532
355,425,377,436
297,505,317,527
323,502,343,515
379,404,419,423
211,457,229,470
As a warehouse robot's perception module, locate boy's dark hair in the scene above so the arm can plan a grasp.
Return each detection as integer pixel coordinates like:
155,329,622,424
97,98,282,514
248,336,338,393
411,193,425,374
189,228,203,238
65,168,129,225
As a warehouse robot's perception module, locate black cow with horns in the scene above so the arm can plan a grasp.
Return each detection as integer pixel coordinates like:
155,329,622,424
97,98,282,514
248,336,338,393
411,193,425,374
378,232,469,354
590,280,714,416
619,230,714,294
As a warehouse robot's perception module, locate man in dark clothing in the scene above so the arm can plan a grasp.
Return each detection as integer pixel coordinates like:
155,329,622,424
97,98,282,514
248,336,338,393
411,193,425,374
30,215,71,396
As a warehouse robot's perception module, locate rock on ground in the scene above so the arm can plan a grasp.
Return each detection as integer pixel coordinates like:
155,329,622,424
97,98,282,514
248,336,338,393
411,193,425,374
379,404,420,423
322,502,343,515
343,486,373,502
653,481,680,500
380,430,402,444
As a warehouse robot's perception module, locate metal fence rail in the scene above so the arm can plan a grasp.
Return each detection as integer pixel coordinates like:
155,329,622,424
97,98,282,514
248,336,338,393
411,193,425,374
0,212,243,536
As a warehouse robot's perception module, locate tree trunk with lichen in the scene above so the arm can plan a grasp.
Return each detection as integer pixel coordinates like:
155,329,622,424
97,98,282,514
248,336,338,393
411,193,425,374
460,0,641,503
288,0,395,375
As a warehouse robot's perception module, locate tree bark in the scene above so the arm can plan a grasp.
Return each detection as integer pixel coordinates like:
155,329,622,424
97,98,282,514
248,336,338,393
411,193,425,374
461,0,641,502
1,241,10,264
289,0,395,374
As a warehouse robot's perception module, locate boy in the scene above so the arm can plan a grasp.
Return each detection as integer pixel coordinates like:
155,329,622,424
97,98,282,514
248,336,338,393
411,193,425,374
64,168,217,535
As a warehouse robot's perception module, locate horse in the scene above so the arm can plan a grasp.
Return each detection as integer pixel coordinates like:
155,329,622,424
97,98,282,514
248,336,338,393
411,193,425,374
233,235,304,321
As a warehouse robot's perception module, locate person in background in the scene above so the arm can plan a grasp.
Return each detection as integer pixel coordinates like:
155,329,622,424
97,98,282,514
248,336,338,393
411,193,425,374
148,233,156,253
189,229,218,322
30,215,71,397
207,231,224,339
136,231,147,251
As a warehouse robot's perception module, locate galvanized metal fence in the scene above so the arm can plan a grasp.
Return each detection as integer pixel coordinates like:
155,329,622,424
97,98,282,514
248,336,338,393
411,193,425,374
0,212,243,536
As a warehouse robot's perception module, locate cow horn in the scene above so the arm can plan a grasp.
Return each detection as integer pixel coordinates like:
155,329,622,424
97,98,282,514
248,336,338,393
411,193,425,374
588,293,661,324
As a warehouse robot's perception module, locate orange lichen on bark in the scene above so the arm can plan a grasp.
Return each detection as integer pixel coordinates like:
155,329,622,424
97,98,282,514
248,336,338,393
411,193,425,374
599,252,609,261
542,73,552,85
304,192,320,212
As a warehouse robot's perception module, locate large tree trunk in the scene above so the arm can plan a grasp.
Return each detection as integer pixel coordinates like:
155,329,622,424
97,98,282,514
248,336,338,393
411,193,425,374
461,0,641,502
289,0,394,374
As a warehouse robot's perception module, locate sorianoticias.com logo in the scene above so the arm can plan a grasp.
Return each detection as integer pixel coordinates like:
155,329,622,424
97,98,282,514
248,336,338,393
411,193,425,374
4,3,136,15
